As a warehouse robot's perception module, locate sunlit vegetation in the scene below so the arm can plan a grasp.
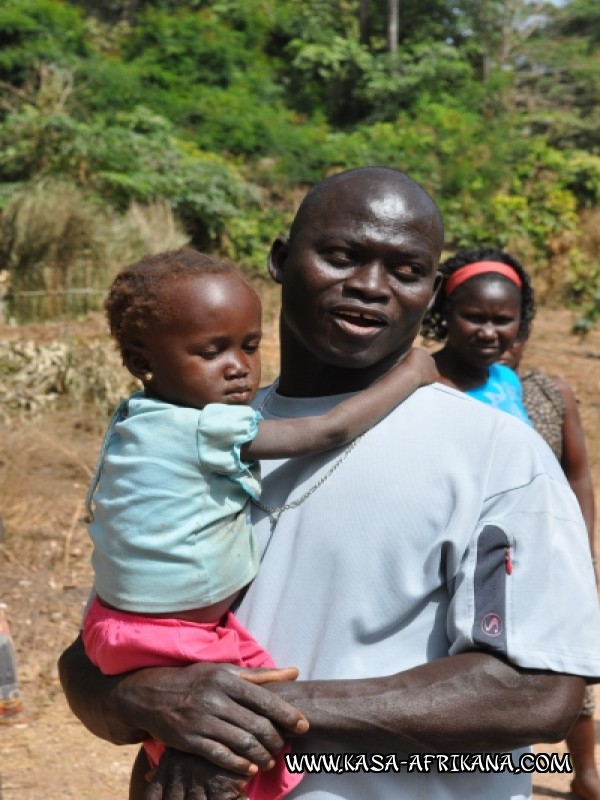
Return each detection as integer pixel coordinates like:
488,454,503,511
0,0,597,325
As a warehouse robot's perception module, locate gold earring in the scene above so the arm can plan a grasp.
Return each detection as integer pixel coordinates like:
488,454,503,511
144,372,153,382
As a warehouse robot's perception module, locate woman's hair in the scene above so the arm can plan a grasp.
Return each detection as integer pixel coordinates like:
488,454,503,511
421,247,536,342
105,249,243,353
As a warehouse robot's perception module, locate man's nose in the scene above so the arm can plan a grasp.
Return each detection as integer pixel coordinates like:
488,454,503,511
343,261,390,300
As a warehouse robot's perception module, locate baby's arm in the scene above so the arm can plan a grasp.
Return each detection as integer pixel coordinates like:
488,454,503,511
243,348,437,460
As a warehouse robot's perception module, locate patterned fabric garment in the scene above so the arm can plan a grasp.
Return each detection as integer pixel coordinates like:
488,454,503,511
520,369,565,461
520,368,597,720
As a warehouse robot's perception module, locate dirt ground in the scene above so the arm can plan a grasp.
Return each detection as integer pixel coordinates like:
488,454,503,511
0,305,599,799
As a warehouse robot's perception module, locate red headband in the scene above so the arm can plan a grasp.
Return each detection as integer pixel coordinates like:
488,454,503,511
444,261,523,297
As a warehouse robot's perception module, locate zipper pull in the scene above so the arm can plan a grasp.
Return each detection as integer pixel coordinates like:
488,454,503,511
505,545,513,575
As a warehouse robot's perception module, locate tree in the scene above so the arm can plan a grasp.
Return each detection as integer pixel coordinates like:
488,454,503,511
387,0,398,54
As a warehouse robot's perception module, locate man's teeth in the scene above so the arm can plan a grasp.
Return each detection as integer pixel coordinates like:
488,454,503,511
340,311,380,322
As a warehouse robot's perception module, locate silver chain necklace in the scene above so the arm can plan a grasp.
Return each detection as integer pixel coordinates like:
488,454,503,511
251,379,363,525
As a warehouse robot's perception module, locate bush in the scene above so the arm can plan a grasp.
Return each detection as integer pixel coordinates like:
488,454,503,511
0,0,88,85
0,102,260,250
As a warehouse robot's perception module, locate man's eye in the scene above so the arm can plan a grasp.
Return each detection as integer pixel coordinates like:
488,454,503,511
199,350,219,360
324,250,354,266
244,343,260,353
393,264,419,277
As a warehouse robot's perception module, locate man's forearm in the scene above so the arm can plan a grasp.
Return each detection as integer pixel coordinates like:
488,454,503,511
59,638,585,771
58,636,147,746
270,651,585,753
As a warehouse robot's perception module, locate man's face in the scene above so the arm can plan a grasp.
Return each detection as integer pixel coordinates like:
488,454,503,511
272,175,442,371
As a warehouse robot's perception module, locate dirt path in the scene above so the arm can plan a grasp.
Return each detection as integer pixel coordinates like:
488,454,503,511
1,307,599,799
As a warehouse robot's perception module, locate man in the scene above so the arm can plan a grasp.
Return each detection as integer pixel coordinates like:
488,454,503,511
59,167,600,800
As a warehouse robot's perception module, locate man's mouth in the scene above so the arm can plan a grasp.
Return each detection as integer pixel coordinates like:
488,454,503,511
330,308,388,336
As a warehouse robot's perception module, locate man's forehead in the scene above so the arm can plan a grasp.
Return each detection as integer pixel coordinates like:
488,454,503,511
287,168,444,255
319,173,419,205
306,186,440,244
304,175,435,225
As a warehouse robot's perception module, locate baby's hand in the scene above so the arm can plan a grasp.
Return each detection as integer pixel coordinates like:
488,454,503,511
403,347,438,386
145,749,250,800
234,666,300,686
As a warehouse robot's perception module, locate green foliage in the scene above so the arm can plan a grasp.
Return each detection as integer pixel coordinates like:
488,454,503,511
440,138,600,304
269,0,357,45
0,103,259,249
551,0,600,47
283,35,371,124
571,294,600,334
281,36,479,126
0,0,597,325
569,208,600,332
363,43,480,119
223,204,289,278
559,153,600,206
514,0,600,155
123,7,248,87
0,0,88,84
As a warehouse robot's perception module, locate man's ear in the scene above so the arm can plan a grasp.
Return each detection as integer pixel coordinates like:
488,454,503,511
268,237,289,284
427,271,443,312
122,344,152,382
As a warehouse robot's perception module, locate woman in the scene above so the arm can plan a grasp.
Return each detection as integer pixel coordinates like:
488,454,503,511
500,336,599,800
423,246,599,800
421,247,535,422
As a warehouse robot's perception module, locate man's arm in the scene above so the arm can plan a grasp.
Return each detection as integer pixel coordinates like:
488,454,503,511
269,651,585,753
59,636,584,772
59,636,148,747
58,635,309,776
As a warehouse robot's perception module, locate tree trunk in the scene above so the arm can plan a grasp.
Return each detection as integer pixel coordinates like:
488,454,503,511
388,0,399,53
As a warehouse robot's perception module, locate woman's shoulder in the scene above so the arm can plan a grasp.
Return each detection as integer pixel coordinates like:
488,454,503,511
521,368,565,406
489,362,520,386
521,367,555,389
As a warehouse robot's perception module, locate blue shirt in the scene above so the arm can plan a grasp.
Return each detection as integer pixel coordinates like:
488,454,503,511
86,393,262,613
465,363,531,425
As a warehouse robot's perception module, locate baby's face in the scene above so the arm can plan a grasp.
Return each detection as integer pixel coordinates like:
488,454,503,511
143,272,262,409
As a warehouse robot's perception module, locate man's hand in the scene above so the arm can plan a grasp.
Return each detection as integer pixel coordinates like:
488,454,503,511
144,749,250,800
123,661,308,776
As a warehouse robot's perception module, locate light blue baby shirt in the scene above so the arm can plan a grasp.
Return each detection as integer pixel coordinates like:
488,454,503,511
86,393,262,613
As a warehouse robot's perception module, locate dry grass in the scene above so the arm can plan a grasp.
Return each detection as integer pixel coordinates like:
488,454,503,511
0,180,191,322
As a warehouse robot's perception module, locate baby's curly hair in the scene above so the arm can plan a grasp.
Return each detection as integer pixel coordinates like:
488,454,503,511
105,249,243,353
421,247,536,342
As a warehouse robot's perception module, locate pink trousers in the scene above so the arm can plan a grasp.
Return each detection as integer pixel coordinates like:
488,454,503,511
83,597,302,800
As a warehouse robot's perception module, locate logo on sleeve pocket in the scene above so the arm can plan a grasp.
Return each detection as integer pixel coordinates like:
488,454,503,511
481,611,503,637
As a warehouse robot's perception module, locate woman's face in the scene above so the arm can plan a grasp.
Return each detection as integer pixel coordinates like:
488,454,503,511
443,276,522,370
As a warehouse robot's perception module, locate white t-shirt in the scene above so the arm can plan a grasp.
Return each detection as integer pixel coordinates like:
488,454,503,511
237,383,600,800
